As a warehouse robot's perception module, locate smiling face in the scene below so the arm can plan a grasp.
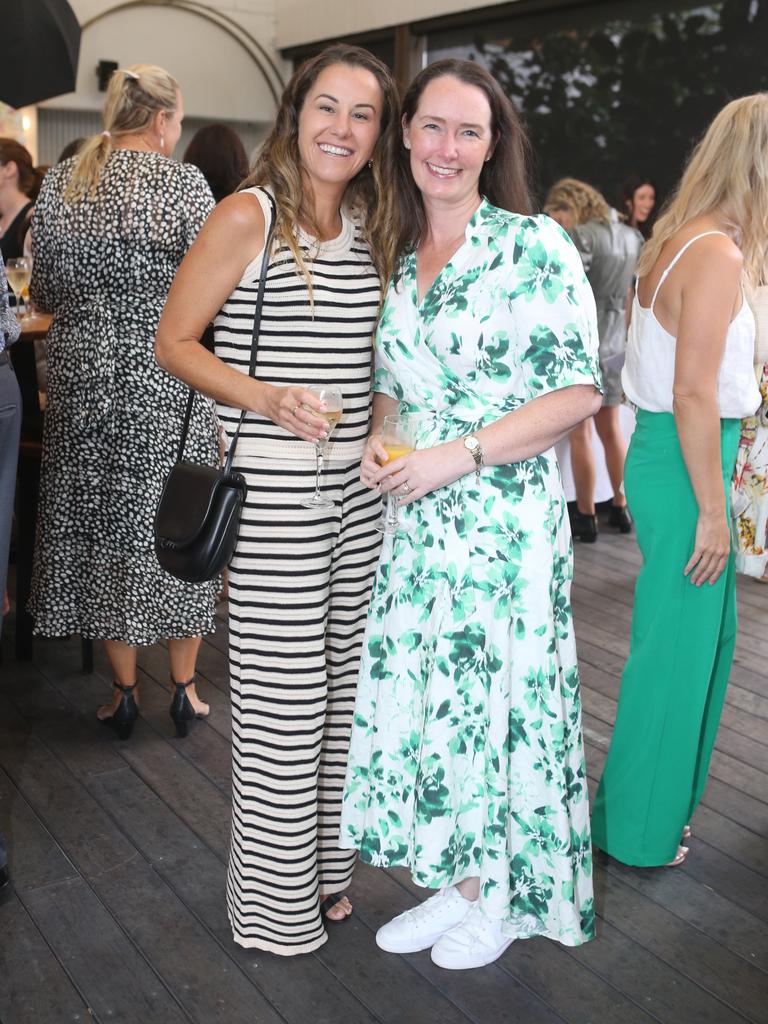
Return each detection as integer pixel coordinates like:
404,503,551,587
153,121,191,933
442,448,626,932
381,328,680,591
403,75,495,209
630,183,655,224
297,63,383,193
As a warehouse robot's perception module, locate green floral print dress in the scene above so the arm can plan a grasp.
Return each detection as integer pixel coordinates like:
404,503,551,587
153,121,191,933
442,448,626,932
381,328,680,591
340,201,602,946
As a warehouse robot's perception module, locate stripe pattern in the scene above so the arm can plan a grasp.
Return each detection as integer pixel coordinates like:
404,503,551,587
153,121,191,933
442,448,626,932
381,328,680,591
217,200,383,953
225,458,382,953
214,188,380,459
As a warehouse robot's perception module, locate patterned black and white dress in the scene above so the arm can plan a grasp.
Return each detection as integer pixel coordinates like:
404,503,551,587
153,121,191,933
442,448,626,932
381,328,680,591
29,151,218,645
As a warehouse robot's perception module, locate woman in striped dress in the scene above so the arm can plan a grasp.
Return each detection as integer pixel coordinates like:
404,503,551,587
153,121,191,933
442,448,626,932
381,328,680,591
156,45,401,954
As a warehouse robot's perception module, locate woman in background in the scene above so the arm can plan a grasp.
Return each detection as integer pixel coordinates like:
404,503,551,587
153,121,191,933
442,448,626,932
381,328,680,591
30,64,218,740
0,139,40,261
731,279,768,581
183,123,249,204
545,177,643,541
621,173,656,240
592,95,764,868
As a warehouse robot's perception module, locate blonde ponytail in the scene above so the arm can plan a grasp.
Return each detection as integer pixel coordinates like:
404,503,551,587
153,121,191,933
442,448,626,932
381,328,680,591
65,64,179,201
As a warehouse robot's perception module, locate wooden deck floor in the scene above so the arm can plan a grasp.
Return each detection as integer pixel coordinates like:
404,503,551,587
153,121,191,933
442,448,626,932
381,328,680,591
1,530,767,1024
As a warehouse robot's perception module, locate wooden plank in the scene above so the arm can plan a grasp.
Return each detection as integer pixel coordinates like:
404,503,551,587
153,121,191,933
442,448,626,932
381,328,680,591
0,893,92,1024
23,878,189,1024
593,863,768,1023
86,858,285,1024
88,768,382,1024
0,770,78,894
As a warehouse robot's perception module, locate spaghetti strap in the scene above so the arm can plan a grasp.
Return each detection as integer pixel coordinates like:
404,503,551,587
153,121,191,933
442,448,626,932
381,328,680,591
650,231,730,312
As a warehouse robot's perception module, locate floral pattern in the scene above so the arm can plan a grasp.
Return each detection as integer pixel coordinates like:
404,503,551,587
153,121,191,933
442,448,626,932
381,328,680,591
340,202,601,945
731,361,768,577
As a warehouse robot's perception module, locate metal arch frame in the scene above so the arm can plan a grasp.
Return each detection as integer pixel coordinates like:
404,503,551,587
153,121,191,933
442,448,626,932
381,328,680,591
81,0,285,107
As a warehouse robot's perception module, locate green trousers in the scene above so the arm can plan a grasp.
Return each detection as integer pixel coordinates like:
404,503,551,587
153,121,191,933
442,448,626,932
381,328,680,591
591,410,741,866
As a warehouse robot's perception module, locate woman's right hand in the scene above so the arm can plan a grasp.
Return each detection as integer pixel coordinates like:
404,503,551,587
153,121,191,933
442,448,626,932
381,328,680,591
361,432,387,488
261,384,328,444
684,510,731,586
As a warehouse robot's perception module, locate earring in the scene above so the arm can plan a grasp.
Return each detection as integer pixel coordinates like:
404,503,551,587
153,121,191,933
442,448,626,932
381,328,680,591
367,159,373,168
404,140,411,150
160,134,165,152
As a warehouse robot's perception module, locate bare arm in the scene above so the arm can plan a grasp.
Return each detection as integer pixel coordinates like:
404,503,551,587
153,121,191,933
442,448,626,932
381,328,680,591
370,384,601,498
671,238,742,585
155,193,326,443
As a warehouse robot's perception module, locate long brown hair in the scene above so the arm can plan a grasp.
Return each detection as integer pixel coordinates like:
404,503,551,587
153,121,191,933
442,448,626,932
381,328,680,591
0,138,42,200
397,59,533,255
243,44,401,288
65,64,179,202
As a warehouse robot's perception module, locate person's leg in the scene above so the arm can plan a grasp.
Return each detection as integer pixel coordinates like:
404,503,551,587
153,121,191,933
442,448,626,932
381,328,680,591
591,413,736,866
569,418,597,515
168,635,208,715
99,639,139,717
317,465,382,920
594,404,628,507
225,457,339,955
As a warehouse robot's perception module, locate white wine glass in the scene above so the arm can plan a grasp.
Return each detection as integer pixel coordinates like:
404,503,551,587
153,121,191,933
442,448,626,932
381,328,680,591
375,413,421,535
300,384,343,509
6,256,32,320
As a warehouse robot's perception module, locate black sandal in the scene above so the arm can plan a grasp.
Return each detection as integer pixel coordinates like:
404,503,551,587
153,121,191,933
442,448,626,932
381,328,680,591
169,677,209,738
320,893,352,922
98,681,139,741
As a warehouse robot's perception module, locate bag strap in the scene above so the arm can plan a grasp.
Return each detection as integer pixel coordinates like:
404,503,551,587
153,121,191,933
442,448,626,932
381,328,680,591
176,188,278,467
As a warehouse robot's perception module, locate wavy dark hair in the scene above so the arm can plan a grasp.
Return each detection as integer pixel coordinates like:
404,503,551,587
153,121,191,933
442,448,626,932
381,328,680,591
243,43,402,289
620,173,657,240
397,59,533,255
184,124,249,203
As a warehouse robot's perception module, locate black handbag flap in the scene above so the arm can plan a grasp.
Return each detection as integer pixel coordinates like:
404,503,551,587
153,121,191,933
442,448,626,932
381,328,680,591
155,462,246,548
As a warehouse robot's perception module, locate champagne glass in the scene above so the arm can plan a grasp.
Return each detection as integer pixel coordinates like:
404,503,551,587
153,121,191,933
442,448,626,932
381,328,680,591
375,413,421,536
6,257,32,320
300,384,343,509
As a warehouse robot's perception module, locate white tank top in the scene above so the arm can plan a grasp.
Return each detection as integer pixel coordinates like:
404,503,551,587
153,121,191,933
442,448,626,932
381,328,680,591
622,231,761,418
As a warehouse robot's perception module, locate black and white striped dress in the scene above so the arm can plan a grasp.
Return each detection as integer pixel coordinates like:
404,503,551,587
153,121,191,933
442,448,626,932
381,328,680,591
214,187,383,955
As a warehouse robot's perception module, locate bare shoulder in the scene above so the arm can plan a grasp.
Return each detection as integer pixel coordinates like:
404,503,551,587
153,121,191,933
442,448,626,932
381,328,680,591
206,191,266,237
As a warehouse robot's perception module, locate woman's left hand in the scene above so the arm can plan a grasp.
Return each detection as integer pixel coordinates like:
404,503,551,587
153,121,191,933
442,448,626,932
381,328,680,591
372,442,467,505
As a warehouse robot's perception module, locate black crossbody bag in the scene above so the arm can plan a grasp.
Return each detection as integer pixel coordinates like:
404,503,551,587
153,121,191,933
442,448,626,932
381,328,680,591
154,191,276,583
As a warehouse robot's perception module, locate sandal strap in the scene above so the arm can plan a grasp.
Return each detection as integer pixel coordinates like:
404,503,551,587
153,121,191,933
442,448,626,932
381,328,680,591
171,677,195,689
113,681,137,693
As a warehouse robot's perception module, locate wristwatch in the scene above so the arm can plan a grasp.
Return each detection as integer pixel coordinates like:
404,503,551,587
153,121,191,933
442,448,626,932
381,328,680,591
463,435,484,483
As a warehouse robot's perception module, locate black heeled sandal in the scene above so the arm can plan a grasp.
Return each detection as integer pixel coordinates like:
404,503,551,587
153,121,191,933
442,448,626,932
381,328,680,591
98,681,139,741
169,678,208,738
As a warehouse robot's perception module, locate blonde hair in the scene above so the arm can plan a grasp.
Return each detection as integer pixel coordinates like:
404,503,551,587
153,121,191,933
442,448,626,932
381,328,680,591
65,64,179,201
243,44,402,291
637,93,768,287
543,177,610,226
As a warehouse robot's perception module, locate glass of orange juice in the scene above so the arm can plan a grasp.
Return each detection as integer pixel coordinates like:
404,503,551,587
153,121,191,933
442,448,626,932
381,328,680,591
375,413,421,535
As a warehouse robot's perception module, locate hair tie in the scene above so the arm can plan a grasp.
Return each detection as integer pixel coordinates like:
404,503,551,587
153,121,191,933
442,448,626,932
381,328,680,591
121,69,140,81
101,130,111,138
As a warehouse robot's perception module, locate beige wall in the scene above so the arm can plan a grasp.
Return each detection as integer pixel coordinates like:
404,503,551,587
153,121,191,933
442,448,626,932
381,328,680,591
276,0,519,49
42,1,288,124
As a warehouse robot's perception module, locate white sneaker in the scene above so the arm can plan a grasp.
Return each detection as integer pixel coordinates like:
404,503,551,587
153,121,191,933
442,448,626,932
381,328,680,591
430,905,514,969
375,887,475,954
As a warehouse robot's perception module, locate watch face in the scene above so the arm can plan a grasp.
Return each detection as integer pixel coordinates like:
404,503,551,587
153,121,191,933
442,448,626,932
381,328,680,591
465,436,479,451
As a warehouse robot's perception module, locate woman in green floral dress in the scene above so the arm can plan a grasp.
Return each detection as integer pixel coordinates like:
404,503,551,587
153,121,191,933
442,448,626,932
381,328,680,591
339,60,603,970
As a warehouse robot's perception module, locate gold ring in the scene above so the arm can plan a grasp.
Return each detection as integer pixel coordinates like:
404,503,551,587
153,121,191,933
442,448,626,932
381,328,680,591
402,481,411,494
